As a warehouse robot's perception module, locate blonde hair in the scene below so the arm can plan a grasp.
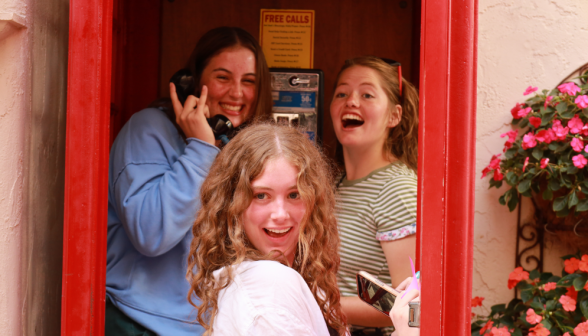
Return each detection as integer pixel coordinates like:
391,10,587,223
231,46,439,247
187,123,347,335
334,56,419,171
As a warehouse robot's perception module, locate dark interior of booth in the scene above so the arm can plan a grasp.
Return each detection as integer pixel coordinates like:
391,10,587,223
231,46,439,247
110,0,420,159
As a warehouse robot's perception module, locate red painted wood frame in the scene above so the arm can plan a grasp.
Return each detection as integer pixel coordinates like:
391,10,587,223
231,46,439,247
61,0,477,335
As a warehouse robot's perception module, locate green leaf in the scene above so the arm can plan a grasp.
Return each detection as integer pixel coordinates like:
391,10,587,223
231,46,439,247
549,178,562,191
529,269,541,280
549,327,562,336
577,199,588,212
543,188,553,201
506,171,518,186
581,299,588,319
491,304,506,315
546,299,557,311
541,318,553,330
583,108,588,118
518,179,532,193
574,274,588,291
511,328,523,336
556,102,569,114
553,195,568,211
555,142,570,153
531,298,544,310
505,148,518,159
521,289,534,303
561,109,576,119
508,191,519,211
548,142,559,151
549,89,559,96
499,194,506,205
499,316,514,328
557,273,582,286
519,118,529,128
532,148,544,160
568,166,579,175
569,192,580,209
556,207,570,217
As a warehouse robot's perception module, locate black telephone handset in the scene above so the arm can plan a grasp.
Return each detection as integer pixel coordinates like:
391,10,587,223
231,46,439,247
170,69,233,144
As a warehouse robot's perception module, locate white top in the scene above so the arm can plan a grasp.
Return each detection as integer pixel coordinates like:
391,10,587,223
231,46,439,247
211,260,330,336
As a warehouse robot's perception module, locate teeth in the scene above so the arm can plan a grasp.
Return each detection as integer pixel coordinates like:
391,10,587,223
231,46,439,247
342,114,363,121
266,228,291,234
220,103,242,112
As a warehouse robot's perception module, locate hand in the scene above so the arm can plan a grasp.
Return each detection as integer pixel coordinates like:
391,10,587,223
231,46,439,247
170,83,215,145
390,289,420,336
395,277,413,292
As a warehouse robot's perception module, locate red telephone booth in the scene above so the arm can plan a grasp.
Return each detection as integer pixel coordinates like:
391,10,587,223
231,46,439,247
61,0,478,334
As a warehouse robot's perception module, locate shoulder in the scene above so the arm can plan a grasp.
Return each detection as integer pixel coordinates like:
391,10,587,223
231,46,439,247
238,260,304,287
126,108,175,134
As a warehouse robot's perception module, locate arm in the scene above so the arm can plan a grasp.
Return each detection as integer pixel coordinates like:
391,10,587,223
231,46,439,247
340,296,394,327
381,235,416,287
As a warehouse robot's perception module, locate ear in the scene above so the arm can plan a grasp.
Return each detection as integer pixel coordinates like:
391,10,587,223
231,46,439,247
387,104,402,128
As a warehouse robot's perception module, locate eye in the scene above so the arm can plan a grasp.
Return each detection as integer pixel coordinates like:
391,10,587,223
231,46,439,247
216,75,229,81
335,92,347,98
243,78,256,85
255,193,267,200
288,192,300,200
362,93,374,99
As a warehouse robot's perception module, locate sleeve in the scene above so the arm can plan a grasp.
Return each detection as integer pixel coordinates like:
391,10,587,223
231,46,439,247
373,175,417,240
245,308,325,336
110,111,220,257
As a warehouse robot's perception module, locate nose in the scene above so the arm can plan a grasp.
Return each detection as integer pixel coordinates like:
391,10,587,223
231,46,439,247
229,80,243,99
345,91,359,108
270,198,290,222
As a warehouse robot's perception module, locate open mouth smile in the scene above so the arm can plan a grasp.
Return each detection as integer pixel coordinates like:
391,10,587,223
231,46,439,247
342,113,364,128
220,103,244,114
263,227,292,238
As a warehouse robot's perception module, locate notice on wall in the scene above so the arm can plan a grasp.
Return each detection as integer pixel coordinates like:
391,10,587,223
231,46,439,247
259,9,315,69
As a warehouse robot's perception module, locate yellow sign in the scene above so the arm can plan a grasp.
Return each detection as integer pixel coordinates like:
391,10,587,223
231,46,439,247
259,9,315,69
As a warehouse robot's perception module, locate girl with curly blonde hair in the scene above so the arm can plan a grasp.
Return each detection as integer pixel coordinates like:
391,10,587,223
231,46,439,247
187,123,347,336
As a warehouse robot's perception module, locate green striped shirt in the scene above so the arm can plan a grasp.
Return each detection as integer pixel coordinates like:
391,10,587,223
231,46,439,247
335,162,417,333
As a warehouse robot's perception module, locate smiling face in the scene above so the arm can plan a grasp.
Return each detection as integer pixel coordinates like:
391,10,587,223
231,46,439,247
330,65,401,152
199,47,257,127
242,157,306,265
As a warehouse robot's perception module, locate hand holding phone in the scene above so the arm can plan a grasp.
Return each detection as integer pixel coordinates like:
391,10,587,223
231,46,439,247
390,289,420,336
170,82,215,145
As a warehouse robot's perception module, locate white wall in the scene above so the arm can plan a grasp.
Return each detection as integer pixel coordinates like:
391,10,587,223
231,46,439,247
0,0,68,334
474,0,588,312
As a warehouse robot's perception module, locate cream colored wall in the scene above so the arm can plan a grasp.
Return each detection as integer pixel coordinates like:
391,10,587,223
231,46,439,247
0,0,68,334
474,0,588,313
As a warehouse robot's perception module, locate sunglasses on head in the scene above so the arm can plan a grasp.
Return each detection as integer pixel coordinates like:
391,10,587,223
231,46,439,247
379,58,403,98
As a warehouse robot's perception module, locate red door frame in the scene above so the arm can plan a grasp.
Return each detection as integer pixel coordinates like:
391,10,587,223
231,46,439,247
61,0,477,334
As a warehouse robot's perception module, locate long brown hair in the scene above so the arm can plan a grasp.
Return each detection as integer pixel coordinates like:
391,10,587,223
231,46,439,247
334,56,419,171
152,27,273,138
186,123,346,335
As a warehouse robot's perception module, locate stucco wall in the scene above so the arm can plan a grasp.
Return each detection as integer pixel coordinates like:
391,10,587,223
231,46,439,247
0,0,68,334
474,0,588,312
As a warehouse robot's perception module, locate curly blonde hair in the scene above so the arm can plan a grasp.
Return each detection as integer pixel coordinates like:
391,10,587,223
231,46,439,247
187,123,347,335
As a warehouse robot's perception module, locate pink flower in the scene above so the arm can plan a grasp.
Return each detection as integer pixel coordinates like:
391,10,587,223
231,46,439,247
569,116,585,134
544,96,553,108
526,308,542,324
518,107,532,118
543,282,556,291
529,117,542,128
508,267,529,289
563,332,571,336
511,103,524,119
493,169,504,181
536,129,555,144
558,82,582,96
481,155,501,179
490,326,512,336
524,86,538,95
576,95,588,109
579,255,588,273
523,157,530,172
573,154,588,168
480,320,494,335
582,125,588,137
552,120,569,141
540,158,549,169
572,138,585,152
559,294,577,311
528,323,550,336
522,133,537,149
501,130,518,151
565,257,580,273
575,321,588,336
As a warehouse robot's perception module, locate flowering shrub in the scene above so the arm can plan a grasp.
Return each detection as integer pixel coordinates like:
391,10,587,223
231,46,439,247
471,253,588,336
482,74,588,216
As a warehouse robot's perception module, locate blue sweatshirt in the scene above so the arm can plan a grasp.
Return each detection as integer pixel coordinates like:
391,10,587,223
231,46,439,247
106,108,219,335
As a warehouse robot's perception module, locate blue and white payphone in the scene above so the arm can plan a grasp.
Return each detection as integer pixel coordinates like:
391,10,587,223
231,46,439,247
270,69,324,143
